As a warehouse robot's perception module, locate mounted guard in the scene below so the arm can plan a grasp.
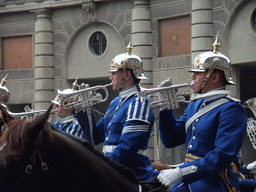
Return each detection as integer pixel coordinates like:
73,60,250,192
51,77,88,140
75,39,155,182
156,31,247,192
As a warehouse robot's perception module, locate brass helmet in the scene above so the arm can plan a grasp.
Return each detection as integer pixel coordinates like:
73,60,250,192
51,77,78,106
190,31,235,85
109,40,147,80
0,73,10,107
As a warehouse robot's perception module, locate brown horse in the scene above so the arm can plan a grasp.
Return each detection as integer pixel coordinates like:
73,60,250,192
0,105,166,192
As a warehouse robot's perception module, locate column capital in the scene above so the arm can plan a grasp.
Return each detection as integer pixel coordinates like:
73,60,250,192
133,0,150,6
31,8,52,19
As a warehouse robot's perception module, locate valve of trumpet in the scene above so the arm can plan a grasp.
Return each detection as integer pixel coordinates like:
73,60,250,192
158,78,173,88
78,83,90,90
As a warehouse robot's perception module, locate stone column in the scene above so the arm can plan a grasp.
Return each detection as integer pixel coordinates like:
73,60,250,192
132,0,152,86
132,0,156,161
34,9,54,110
191,0,213,61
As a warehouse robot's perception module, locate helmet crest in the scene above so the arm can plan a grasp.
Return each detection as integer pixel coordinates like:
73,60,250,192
109,39,147,80
190,31,235,85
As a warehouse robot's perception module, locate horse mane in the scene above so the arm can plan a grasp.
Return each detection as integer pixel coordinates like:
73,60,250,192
46,122,140,185
4,119,31,149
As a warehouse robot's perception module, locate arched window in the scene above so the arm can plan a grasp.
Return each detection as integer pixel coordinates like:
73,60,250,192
251,9,256,31
89,32,107,55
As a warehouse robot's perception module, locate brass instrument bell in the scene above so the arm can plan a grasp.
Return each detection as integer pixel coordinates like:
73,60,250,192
0,73,10,106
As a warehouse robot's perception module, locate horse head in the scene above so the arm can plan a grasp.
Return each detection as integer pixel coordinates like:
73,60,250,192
0,104,52,190
0,104,166,192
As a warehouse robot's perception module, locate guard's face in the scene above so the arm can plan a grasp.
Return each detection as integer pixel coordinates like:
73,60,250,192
191,72,207,93
109,70,122,92
55,104,64,117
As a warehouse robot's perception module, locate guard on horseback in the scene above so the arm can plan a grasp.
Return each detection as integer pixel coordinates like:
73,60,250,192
51,78,87,140
0,73,10,135
76,40,155,181
156,32,247,191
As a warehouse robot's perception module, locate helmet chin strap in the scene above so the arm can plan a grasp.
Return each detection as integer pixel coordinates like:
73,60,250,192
200,74,210,93
199,64,218,93
59,108,65,117
119,69,127,91
119,78,124,91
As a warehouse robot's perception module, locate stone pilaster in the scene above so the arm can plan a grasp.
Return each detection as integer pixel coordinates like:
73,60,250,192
191,0,213,61
34,9,54,110
132,0,152,86
132,0,156,161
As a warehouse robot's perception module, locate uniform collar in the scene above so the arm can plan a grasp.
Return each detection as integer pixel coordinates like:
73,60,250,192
190,87,231,102
119,85,139,99
59,114,75,123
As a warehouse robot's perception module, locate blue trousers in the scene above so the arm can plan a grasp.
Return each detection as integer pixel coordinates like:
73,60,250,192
239,179,256,192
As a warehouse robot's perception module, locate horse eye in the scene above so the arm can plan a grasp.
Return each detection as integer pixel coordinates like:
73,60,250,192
0,158,6,169
5,156,20,169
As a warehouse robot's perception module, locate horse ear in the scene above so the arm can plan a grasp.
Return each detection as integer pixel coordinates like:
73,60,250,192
27,104,53,141
0,104,15,125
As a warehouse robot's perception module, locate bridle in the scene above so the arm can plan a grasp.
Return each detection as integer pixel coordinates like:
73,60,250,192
140,175,168,192
12,147,53,192
9,143,166,192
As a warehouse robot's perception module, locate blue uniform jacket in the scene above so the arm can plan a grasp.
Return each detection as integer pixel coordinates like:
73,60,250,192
54,114,87,140
76,85,155,181
159,90,247,191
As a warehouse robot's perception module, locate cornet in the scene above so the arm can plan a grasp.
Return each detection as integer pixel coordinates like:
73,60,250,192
8,110,47,119
140,82,195,110
8,105,57,119
58,83,112,110
243,97,256,150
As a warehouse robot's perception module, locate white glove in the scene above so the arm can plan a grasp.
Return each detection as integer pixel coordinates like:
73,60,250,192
75,83,99,113
247,161,256,170
157,167,182,187
157,78,179,110
158,78,173,108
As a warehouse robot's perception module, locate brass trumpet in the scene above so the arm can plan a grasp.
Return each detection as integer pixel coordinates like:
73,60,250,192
58,83,112,110
9,110,47,118
243,97,256,118
140,82,195,110
243,97,256,150
8,106,57,119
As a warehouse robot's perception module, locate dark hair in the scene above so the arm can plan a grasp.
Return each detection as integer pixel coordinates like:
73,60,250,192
213,69,228,86
123,69,140,85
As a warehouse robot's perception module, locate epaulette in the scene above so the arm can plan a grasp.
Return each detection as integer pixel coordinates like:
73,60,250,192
226,95,241,103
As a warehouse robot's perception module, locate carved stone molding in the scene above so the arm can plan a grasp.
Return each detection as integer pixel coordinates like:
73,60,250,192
82,0,98,13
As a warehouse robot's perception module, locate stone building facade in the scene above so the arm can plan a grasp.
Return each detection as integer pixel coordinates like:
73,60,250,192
0,0,256,165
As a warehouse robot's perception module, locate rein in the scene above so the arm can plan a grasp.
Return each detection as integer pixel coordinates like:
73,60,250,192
13,148,53,192
140,175,168,192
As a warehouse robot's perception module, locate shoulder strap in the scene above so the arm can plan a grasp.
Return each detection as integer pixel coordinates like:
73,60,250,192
185,98,230,132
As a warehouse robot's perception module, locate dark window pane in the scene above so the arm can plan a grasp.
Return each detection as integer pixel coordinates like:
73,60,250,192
90,32,107,55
